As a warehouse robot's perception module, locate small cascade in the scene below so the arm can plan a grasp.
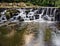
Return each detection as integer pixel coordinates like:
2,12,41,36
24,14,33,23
38,9,45,21
0,8,60,46
0,8,59,23
42,8,51,21
10,9,26,22
53,8,57,21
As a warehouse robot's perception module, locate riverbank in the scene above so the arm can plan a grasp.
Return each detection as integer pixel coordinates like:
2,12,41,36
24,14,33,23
0,2,40,8
0,2,59,8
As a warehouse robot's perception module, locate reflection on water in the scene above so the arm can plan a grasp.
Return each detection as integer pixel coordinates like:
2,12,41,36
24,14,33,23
0,21,60,46
0,22,48,46
51,22,60,46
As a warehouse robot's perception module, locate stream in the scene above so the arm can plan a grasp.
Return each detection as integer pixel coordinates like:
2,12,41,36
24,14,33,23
0,8,60,46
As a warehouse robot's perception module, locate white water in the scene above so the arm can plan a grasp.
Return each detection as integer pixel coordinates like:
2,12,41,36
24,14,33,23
0,8,57,23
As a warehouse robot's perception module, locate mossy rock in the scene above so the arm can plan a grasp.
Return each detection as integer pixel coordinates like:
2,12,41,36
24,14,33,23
5,9,20,19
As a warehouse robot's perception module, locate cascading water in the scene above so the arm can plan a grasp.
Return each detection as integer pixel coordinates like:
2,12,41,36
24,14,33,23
0,8,59,46
38,9,45,21
0,8,57,23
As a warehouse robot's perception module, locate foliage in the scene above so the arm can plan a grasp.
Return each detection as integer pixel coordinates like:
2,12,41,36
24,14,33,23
0,0,60,7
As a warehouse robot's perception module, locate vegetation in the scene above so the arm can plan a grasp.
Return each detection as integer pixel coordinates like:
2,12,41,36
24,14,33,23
0,0,60,7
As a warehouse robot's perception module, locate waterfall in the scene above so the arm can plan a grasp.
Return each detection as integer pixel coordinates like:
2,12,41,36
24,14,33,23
38,9,45,21
0,8,60,46
0,8,58,23
53,8,57,21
